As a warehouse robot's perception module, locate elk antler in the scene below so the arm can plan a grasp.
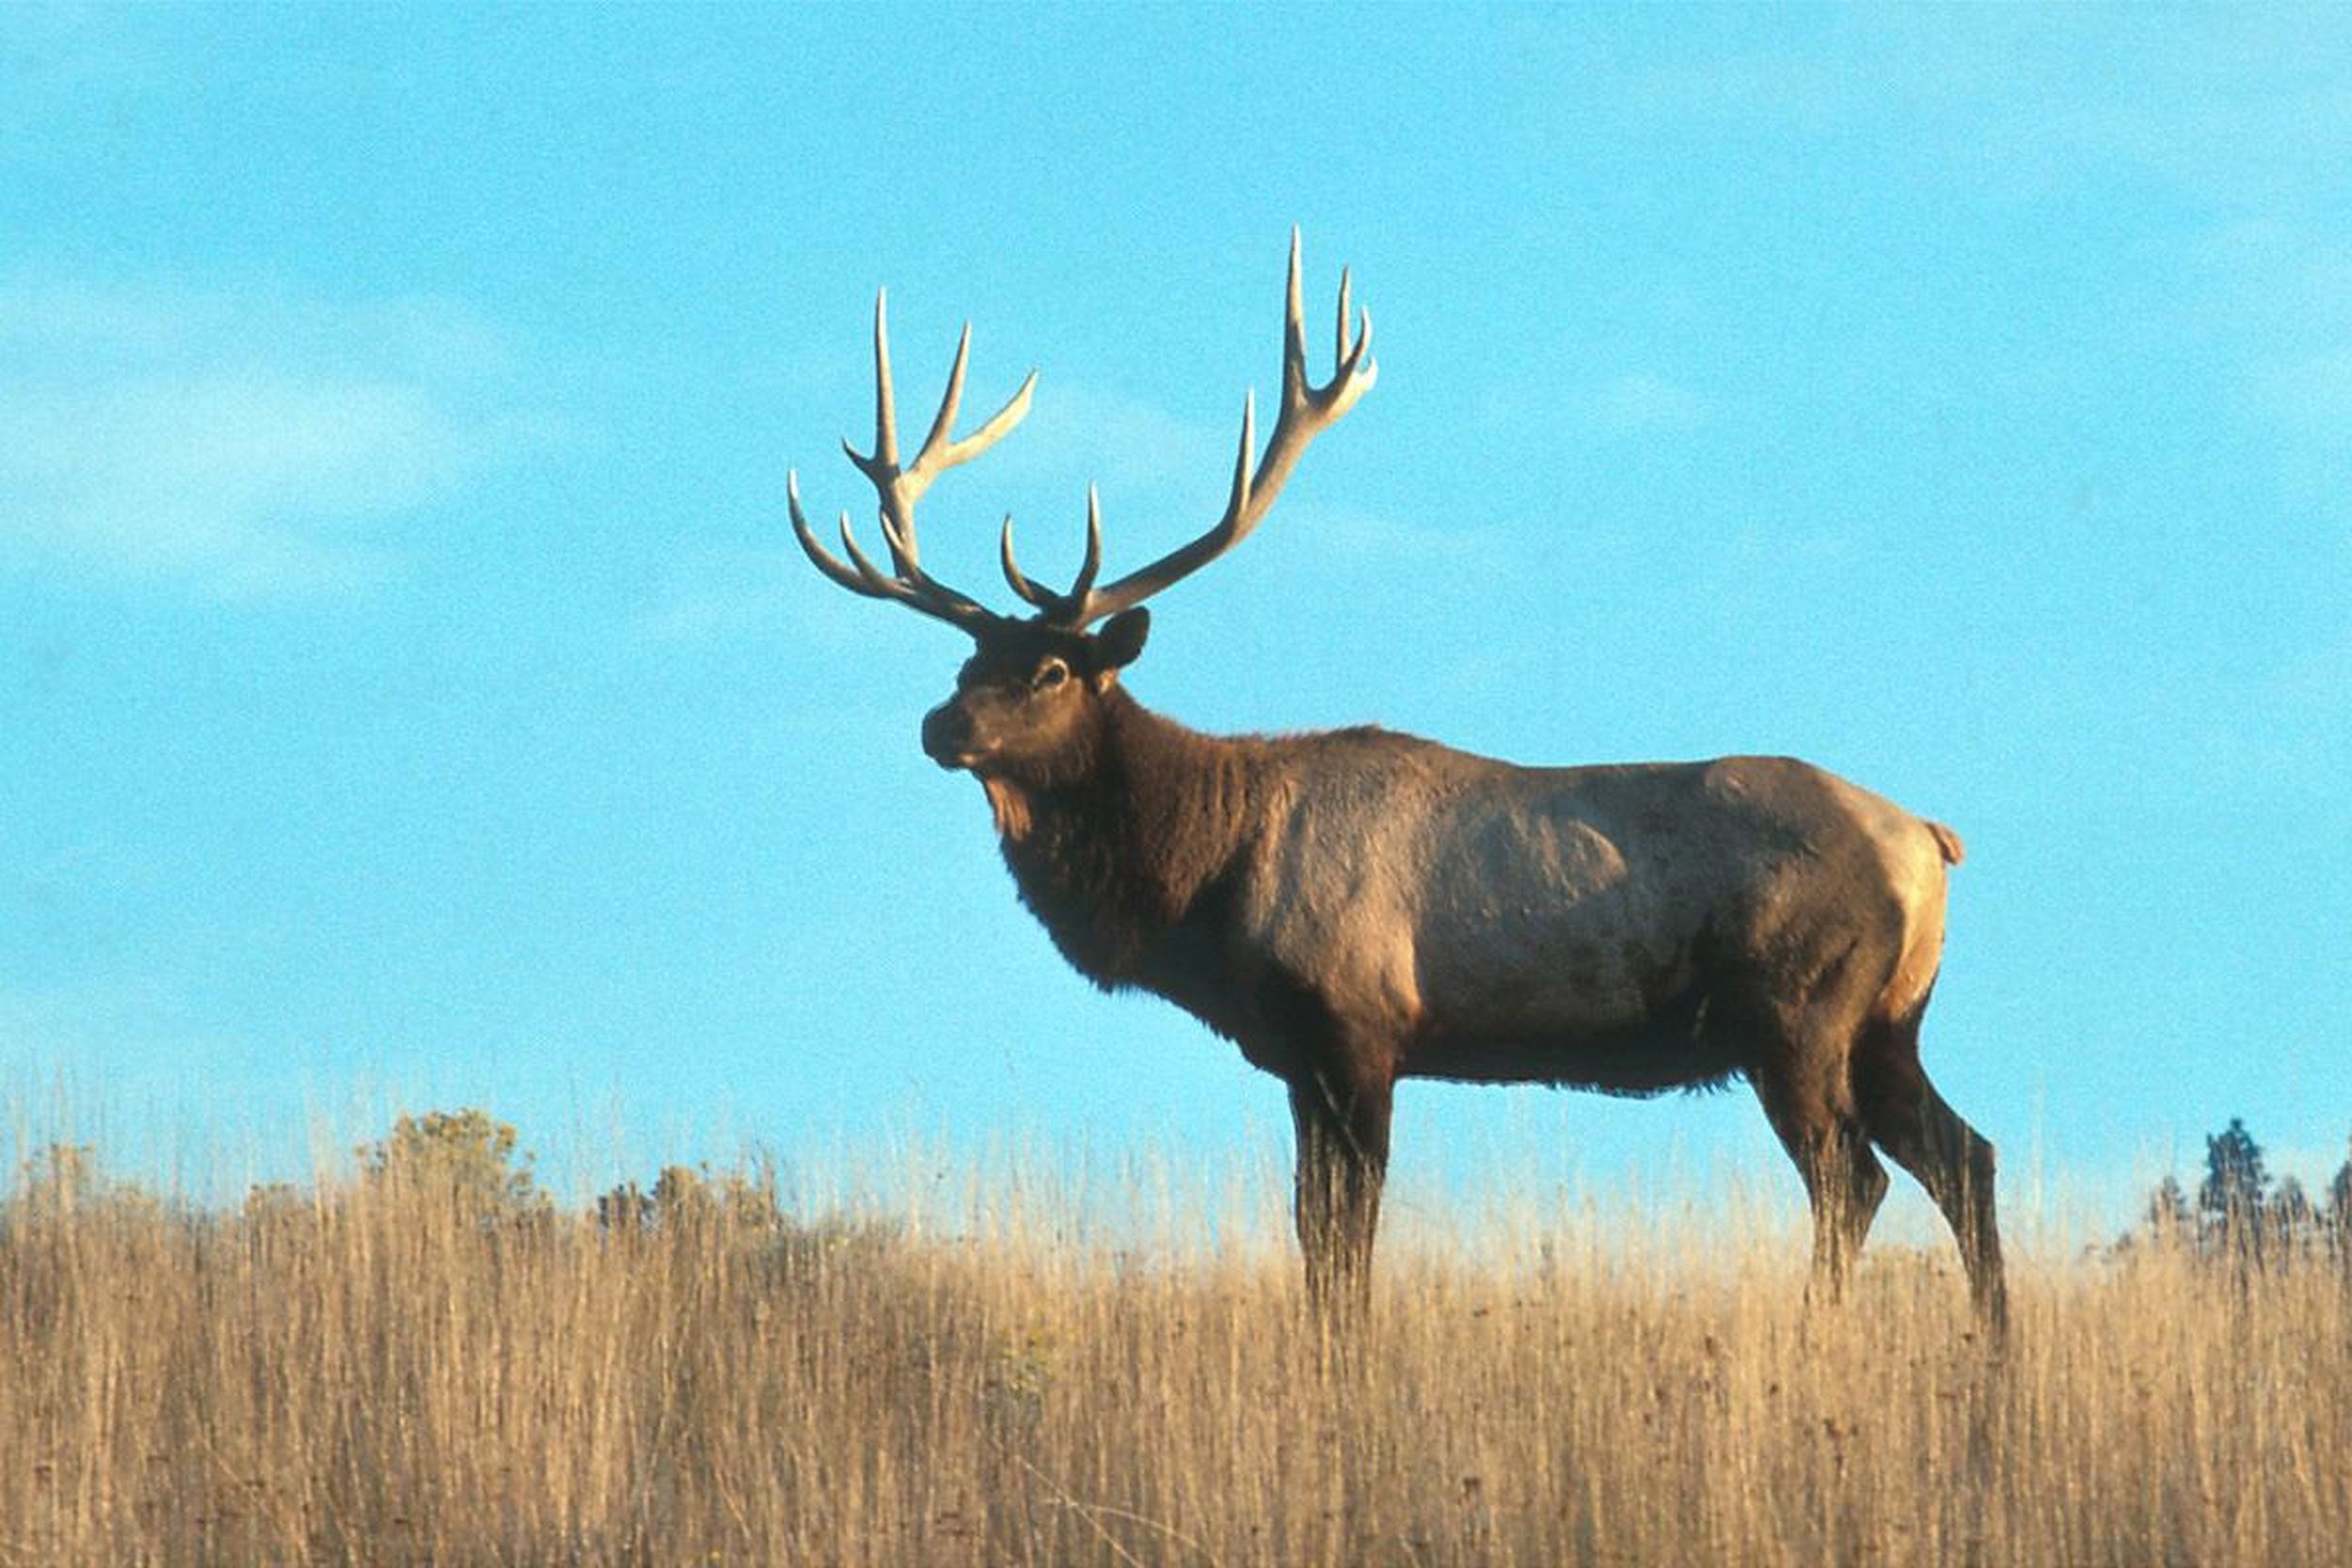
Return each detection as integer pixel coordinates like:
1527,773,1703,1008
788,292,1037,632
1000,229,1375,627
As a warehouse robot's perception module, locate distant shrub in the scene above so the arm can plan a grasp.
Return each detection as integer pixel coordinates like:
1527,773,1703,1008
595,1158,904,1283
3,1142,172,1227
357,1108,549,1224
596,1161,783,1237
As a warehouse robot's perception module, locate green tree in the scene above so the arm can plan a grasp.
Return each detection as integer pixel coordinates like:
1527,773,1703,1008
2141,1173,2191,1240
2121,1118,2352,1271
2200,1117,2270,1259
2270,1176,2319,1257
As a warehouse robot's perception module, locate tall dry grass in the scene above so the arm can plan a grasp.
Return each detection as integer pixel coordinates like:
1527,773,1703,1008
1,1144,2346,1566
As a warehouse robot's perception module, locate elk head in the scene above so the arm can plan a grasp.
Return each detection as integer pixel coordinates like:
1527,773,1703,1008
788,232,1376,790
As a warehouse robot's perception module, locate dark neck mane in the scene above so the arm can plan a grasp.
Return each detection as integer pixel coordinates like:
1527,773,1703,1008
981,690,1263,989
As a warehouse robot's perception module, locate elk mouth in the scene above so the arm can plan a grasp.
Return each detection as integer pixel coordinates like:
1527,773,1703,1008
920,705,991,772
924,737,989,772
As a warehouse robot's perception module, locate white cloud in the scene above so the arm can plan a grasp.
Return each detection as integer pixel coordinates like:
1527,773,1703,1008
990,376,1233,496
0,4,173,149
0,279,536,599
1291,502,1502,569
1635,9,2352,208
2191,224,2352,509
1638,14,2352,503
1588,372,1707,437
2251,350,2352,443
633,546,800,644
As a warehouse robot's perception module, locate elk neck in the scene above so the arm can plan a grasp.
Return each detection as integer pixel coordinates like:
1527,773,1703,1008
981,687,1268,990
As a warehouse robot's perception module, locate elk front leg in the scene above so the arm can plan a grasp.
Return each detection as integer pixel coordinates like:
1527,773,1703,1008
1288,1064,1393,1313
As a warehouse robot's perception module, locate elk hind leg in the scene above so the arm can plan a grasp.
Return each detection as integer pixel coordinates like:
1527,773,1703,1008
1856,1012,2008,1335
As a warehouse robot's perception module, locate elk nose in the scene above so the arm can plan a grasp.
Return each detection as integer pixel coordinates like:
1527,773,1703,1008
920,702,972,768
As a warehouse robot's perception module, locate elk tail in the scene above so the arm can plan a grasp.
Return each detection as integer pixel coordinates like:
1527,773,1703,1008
1926,820,1965,866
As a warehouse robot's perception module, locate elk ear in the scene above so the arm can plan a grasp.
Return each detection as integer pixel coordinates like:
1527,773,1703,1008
1093,608,1150,673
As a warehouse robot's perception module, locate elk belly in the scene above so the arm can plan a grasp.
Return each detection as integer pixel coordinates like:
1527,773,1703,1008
1402,808,1734,1091
1404,916,1731,1091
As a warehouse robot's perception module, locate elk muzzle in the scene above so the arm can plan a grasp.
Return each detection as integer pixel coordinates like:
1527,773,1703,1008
921,700,980,770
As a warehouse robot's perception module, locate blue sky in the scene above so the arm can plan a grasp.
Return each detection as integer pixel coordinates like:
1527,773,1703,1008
4,6,2345,1233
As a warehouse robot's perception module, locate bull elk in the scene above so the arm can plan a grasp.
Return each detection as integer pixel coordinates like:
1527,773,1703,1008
787,234,2006,1333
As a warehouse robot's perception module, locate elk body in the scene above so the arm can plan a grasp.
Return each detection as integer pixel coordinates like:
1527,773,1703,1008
790,236,2007,1332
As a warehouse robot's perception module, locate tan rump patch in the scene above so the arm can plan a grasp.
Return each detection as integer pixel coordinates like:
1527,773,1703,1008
1876,821,1956,1024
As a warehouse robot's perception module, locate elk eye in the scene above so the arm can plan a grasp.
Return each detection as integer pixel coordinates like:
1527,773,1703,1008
1032,658,1071,692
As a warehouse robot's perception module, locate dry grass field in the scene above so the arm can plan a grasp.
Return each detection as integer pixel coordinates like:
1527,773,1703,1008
2,1135,2346,1567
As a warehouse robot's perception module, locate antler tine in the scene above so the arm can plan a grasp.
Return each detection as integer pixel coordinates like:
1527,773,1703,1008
926,364,1037,477
1222,390,1257,538
861,291,899,475
794,242,1364,635
787,470,871,595
1280,226,1309,411
882,327,1039,577
788,472,906,605
1336,267,1351,380
1327,301,1375,421
905,322,1041,490
836,511,902,594
999,485,1106,620
787,470,997,630
998,514,1057,610
1069,485,1104,605
916,323,973,482
858,511,997,627
1054,233,1374,626
797,287,1040,634
895,322,1038,504
838,291,922,578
